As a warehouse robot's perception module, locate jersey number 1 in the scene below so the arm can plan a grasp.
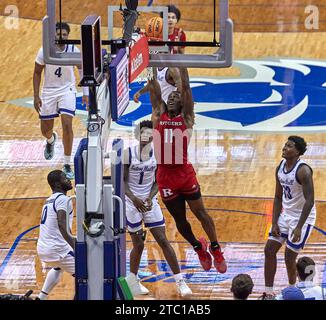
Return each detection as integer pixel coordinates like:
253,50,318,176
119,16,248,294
138,172,144,184
54,67,62,78
164,129,173,143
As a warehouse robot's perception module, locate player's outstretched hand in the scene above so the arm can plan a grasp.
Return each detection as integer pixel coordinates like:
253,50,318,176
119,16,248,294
271,224,281,237
132,197,148,213
34,96,42,114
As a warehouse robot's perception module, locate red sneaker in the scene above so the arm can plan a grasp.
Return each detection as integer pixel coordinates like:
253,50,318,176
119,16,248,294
209,245,227,273
194,238,212,271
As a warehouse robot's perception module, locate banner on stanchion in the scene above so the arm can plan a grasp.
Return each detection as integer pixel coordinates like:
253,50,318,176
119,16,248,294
129,35,149,83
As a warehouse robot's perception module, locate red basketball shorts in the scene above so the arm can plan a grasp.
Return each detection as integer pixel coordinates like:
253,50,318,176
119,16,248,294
156,164,201,201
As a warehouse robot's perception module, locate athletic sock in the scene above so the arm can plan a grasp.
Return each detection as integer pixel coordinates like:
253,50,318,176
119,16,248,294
265,286,274,294
64,155,71,166
210,241,220,251
38,290,49,300
38,268,62,299
192,240,202,251
174,273,183,281
47,134,55,145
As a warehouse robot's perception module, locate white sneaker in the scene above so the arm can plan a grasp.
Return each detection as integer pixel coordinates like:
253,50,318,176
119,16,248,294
125,273,149,296
176,279,192,297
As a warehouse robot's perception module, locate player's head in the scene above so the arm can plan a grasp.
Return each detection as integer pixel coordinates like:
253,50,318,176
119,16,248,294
168,5,181,25
160,5,181,30
135,120,153,145
282,136,307,159
166,91,182,115
47,170,73,193
231,274,254,300
55,22,70,40
296,256,316,281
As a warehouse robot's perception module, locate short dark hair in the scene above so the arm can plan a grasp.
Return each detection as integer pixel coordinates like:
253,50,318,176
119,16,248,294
231,274,254,300
168,5,181,21
160,5,181,22
134,120,153,139
296,256,315,281
56,22,70,34
47,170,63,190
288,136,307,155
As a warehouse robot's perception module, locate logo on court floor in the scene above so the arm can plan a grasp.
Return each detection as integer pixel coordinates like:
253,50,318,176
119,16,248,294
106,58,326,132
9,58,326,132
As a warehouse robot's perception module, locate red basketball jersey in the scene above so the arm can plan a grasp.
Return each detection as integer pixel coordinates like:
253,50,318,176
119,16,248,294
168,27,186,54
154,112,191,168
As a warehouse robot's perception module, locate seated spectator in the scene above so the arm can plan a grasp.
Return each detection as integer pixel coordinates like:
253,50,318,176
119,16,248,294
231,274,254,300
295,256,325,300
276,256,325,300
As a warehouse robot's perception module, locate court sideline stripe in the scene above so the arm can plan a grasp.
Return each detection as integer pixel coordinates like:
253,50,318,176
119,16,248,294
0,225,39,277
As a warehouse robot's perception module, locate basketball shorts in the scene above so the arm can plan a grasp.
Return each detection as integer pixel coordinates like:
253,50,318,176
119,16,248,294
268,213,314,253
38,251,75,275
125,197,165,233
40,90,76,120
156,164,201,201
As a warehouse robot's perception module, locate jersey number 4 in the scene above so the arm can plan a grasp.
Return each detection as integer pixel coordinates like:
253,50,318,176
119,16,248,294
54,67,62,78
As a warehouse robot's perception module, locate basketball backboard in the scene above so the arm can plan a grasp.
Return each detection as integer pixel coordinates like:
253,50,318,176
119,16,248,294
42,0,233,69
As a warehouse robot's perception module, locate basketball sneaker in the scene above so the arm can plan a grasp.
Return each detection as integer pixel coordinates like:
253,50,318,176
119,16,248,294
194,237,212,271
209,245,227,273
125,273,149,296
44,131,57,160
176,279,192,297
63,164,74,180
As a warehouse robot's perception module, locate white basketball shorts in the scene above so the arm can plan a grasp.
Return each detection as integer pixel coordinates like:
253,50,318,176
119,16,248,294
268,213,314,253
38,250,75,275
125,197,165,233
40,90,76,120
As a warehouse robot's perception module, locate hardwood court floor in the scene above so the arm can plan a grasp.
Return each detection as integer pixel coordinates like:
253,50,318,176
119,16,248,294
1,7,326,299
0,196,325,300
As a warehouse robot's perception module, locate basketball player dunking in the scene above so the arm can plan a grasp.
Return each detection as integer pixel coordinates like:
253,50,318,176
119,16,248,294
148,68,227,273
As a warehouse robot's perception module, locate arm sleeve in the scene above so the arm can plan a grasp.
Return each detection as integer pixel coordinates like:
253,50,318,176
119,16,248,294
35,48,45,66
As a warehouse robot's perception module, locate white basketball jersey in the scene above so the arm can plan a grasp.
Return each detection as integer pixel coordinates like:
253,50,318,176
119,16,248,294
127,145,157,201
278,159,316,224
157,67,177,104
35,45,79,98
297,282,325,300
37,192,73,261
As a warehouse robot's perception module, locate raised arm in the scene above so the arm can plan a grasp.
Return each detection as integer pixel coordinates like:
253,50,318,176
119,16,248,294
166,67,182,92
148,77,166,127
179,67,194,125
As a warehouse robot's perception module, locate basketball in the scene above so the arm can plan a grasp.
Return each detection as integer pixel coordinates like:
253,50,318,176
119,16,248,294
145,16,163,39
